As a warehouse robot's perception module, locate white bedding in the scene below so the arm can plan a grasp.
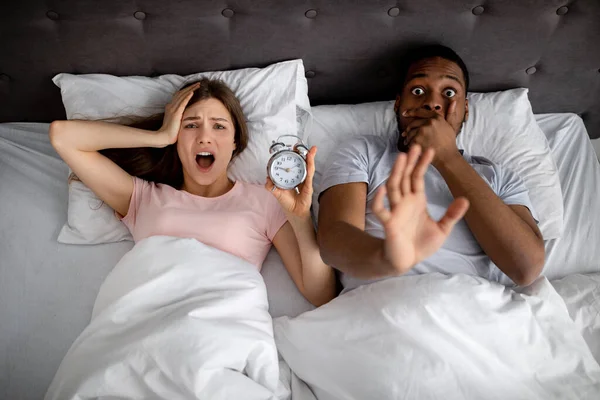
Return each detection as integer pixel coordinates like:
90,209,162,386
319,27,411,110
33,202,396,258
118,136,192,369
1,113,599,399
592,138,600,160
45,236,280,400
275,274,600,400
552,274,600,362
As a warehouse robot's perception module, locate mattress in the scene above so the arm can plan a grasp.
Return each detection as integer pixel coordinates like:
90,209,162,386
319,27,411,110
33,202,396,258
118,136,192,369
0,114,598,399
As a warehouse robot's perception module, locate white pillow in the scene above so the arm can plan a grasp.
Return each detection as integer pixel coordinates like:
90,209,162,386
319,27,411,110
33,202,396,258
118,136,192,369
57,178,132,244
54,60,309,245
592,138,600,161
307,88,563,240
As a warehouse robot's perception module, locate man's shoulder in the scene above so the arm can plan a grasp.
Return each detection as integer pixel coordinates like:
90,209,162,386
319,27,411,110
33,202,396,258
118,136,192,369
460,152,524,188
461,152,496,167
348,134,393,147
336,134,395,157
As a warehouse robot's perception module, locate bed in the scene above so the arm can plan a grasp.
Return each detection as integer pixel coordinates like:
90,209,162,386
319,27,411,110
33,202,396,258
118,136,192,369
1,1,600,399
1,113,599,399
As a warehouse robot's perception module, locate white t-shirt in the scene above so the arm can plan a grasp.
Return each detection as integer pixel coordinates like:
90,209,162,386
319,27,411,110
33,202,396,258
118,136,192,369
318,135,538,291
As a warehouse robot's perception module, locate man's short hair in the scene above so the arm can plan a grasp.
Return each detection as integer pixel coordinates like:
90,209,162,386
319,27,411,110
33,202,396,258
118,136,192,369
398,45,470,92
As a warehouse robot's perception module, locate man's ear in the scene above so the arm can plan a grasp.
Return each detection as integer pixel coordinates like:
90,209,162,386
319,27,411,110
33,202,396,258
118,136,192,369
464,98,469,121
394,95,401,114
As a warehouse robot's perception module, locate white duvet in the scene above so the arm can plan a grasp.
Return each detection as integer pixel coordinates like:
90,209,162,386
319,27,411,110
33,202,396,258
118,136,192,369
45,236,280,400
275,273,600,400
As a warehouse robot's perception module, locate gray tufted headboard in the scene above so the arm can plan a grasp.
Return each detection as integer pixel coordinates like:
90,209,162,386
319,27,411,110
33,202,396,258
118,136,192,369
1,0,599,138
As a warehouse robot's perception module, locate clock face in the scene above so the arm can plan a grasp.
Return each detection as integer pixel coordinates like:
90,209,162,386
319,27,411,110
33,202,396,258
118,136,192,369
269,151,307,190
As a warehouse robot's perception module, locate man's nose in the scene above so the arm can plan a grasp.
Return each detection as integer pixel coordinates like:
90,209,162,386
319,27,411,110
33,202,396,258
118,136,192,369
421,93,443,112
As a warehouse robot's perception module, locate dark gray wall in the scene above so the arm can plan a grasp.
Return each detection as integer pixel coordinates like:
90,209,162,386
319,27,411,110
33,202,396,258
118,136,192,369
1,0,599,137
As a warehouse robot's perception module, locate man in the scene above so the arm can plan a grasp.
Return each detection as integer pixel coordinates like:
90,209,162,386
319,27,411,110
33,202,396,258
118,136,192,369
317,45,544,292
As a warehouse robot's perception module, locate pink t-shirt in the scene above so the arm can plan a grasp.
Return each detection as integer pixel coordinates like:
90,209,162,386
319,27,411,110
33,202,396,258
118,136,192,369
122,177,288,268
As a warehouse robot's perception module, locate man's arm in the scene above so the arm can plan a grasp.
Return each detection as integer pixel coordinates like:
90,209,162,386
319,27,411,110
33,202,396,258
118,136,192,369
317,183,393,280
317,146,469,281
402,105,545,286
435,154,545,286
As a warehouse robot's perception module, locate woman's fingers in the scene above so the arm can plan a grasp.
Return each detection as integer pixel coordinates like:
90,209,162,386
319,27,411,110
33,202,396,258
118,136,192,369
177,91,195,114
173,85,198,111
265,177,283,200
175,82,200,101
401,144,421,195
169,82,200,112
302,146,317,196
372,185,391,224
411,148,434,193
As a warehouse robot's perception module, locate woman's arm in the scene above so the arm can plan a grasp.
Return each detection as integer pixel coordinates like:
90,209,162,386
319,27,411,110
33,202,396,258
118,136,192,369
49,83,199,216
267,146,336,306
50,121,155,217
272,217,336,307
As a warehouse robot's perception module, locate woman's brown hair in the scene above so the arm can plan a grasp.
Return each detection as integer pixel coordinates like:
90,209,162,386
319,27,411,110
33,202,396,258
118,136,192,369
99,78,249,189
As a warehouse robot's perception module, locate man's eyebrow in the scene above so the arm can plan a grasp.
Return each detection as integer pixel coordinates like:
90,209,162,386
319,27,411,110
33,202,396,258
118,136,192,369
406,73,464,88
407,73,429,81
442,74,463,87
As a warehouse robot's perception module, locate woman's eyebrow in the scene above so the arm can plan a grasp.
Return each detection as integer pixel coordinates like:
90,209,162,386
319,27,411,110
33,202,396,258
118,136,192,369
182,116,230,123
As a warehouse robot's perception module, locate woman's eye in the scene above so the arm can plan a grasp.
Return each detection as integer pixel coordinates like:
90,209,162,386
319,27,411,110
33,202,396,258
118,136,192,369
444,89,457,98
214,124,225,130
411,87,425,96
184,124,197,129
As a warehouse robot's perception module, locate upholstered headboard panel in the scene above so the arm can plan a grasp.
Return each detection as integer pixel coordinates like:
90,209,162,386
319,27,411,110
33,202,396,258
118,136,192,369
1,0,599,138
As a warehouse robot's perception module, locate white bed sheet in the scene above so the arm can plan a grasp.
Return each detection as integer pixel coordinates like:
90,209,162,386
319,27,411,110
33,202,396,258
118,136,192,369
536,114,600,278
592,138,600,160
0,123,310,400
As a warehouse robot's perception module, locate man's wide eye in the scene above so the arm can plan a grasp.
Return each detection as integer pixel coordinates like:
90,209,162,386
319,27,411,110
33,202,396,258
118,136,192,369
411,87,425,96
444,89,457,98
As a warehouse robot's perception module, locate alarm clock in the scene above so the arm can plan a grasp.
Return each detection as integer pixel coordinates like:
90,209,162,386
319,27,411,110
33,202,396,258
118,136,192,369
267,135,309,192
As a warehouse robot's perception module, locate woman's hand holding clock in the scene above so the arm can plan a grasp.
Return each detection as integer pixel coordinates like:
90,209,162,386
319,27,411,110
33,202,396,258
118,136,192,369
266,146,317,218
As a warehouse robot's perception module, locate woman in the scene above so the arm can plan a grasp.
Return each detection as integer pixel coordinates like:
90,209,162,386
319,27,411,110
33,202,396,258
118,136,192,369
50,78,335,306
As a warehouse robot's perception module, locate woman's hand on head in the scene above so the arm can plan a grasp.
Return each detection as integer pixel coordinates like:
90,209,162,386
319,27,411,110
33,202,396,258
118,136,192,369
266,146,317,219
159,82,201,145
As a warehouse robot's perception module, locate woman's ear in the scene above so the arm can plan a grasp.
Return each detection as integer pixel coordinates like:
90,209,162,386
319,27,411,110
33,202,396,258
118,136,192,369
464,98,469,121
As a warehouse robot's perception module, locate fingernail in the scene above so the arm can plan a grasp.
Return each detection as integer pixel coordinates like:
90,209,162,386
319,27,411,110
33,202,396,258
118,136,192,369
402,110,408,116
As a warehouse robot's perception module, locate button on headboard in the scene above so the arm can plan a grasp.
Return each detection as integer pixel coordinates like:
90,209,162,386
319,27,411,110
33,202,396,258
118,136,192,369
1,0,599,138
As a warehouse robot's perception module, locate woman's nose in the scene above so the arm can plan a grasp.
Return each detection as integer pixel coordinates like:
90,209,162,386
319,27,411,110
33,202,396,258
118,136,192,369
195,128,213,144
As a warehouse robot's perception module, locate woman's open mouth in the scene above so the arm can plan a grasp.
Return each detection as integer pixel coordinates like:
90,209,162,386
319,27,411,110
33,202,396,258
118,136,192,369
195,152,215,171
